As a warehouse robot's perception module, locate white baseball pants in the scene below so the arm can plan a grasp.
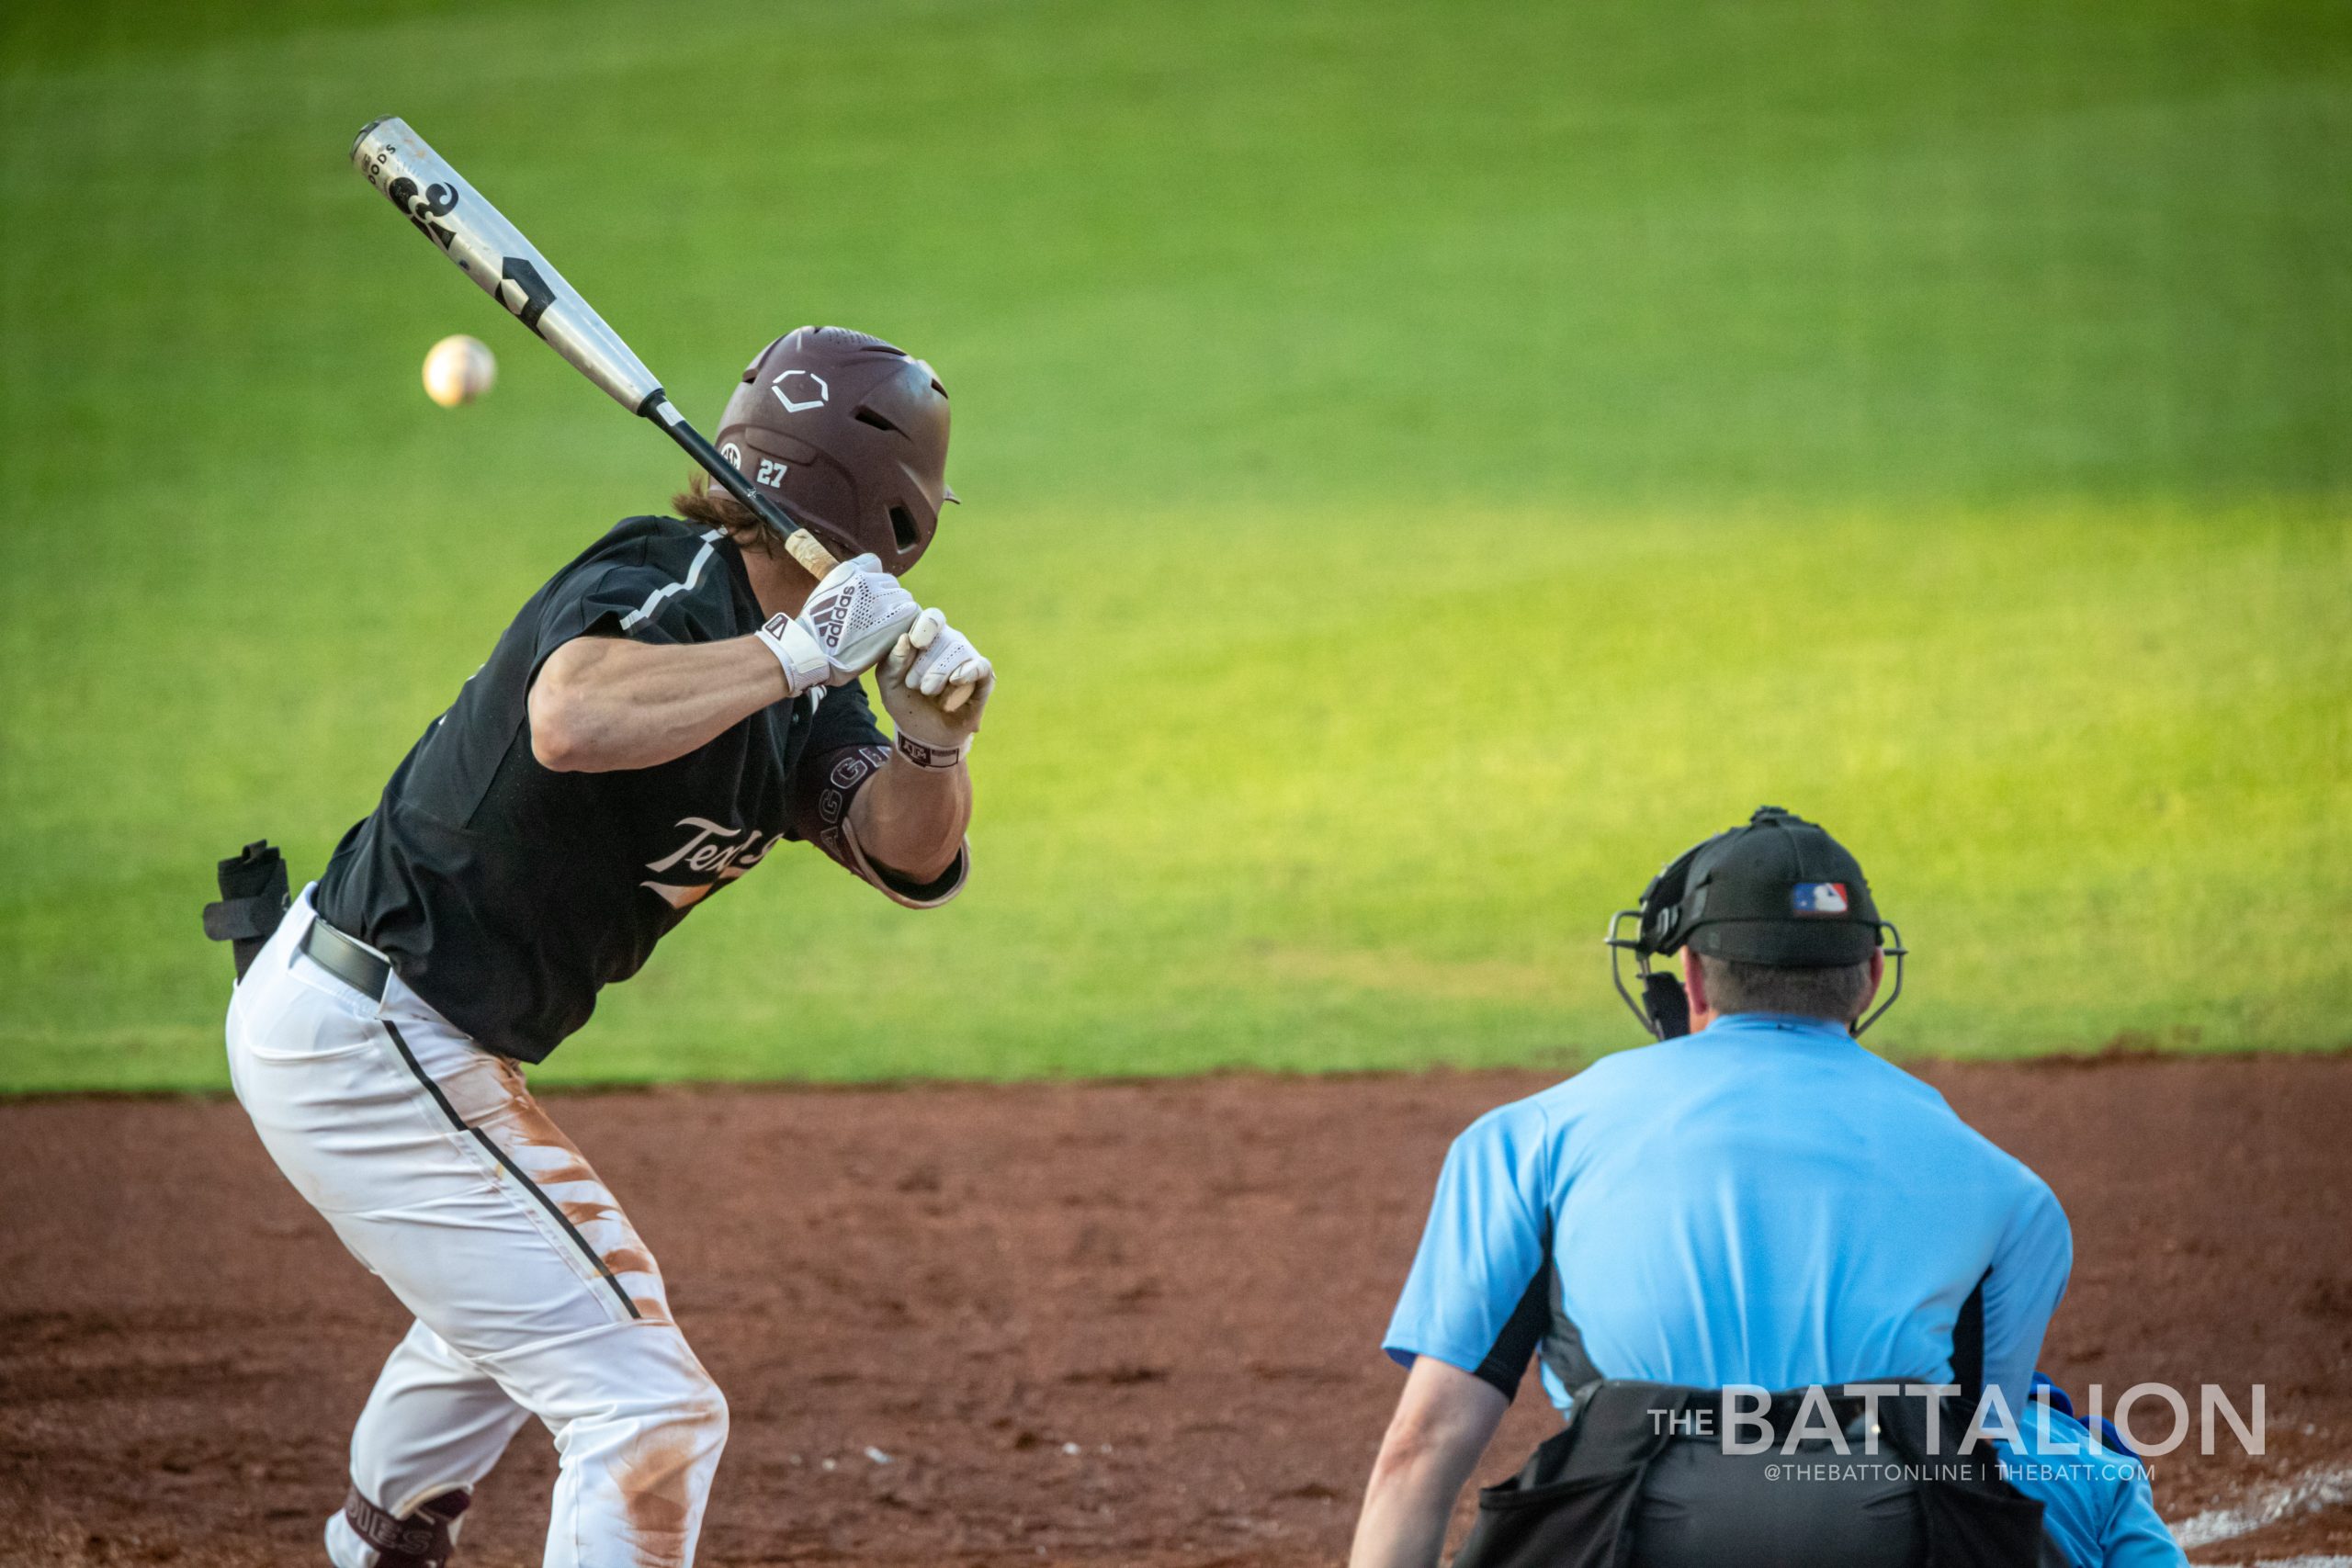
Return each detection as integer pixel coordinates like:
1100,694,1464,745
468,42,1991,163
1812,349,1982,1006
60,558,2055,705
225,888,728,1567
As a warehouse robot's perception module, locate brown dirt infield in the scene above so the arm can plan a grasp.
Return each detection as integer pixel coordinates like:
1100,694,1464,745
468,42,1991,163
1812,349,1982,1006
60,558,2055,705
3,1054,2348,1567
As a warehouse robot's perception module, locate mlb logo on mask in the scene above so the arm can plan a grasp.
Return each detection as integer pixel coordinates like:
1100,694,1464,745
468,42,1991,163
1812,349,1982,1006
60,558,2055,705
1792,882,1849,915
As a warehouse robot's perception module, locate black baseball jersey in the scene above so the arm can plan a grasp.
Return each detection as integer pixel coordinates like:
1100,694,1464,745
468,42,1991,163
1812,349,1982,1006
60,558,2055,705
317,515,964,1061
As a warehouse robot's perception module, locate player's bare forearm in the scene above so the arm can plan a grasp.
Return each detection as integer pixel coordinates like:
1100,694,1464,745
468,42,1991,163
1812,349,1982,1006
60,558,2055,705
529,634,786,773
1349,1359,1509,1568
850,753,971,883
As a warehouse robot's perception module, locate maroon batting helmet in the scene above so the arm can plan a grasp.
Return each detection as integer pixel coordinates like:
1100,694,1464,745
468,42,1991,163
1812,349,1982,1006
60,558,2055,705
713,326,956,571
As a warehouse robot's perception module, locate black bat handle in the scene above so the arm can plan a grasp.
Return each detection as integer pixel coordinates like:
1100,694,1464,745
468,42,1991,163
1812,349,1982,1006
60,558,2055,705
639,396,841,577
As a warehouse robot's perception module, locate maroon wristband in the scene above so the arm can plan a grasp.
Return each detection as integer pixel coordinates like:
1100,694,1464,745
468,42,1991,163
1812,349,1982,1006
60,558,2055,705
894,732,967,771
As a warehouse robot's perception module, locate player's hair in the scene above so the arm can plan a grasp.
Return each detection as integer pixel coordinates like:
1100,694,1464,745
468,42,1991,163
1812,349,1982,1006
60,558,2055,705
672,471,776,556
1694,953,1875,1024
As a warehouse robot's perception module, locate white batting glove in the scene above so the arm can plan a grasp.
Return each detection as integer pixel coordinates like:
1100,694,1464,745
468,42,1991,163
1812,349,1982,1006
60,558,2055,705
755,553,922,696
879,609,992,767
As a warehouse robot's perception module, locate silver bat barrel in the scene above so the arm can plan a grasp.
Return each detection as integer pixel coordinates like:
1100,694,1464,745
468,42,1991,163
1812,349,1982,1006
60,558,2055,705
351,117,666,414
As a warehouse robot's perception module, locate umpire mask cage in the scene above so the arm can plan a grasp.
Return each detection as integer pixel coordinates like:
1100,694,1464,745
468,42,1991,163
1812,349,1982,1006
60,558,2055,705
1604,806,1908,1041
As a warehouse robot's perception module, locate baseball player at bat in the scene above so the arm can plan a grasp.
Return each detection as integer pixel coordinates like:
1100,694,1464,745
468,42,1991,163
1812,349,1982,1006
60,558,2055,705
223,325,983,1567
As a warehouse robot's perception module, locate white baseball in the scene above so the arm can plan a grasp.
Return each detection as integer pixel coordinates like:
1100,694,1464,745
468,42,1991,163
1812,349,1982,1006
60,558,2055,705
422,334,496,408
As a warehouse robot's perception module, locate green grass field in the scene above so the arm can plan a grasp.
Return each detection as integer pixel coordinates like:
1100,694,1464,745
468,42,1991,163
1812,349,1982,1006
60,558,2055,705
2,0,2346,1092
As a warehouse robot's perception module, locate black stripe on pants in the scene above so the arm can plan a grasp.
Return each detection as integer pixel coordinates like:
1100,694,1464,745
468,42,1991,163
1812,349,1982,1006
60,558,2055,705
381,1021,640,1322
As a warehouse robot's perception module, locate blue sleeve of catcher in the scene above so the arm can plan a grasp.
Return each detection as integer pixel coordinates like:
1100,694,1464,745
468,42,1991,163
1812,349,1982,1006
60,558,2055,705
2000,1405,2182,1568
2033,1371,2143,1468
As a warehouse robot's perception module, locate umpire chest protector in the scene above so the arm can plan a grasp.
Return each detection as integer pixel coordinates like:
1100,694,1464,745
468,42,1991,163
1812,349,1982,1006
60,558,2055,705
1449,1375,2062,1568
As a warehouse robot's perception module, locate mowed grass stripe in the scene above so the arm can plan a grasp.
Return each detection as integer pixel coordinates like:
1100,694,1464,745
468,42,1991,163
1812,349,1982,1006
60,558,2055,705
0,0,2346,1089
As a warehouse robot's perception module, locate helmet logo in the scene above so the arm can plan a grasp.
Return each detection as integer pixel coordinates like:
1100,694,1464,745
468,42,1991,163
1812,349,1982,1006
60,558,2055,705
1792,882,1850,915
770,369,830,413
721,442,742,468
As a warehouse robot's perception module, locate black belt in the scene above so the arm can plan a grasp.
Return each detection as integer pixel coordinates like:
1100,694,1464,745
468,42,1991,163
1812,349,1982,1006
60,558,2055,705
301,913,390,1001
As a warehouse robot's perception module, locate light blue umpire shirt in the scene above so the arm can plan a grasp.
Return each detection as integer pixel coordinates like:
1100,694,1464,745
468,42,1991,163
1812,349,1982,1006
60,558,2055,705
1384,1012,2074,1423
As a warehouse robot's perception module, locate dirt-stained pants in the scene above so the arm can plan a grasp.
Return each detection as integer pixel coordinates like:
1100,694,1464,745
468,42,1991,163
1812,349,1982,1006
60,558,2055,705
225,888,728,1568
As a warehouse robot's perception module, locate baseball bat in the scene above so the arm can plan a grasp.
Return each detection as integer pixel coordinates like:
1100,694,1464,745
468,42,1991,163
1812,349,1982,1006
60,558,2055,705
349,116,840,581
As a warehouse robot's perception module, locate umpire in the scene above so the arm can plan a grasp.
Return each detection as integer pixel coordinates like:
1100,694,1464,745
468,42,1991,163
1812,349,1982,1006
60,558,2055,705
1348,807,2077,1568
220,328,981,1568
